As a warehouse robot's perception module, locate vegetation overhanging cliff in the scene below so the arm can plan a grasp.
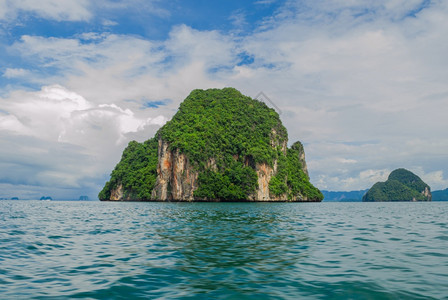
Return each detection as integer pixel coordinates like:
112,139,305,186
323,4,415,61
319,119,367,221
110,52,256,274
99,88,323,201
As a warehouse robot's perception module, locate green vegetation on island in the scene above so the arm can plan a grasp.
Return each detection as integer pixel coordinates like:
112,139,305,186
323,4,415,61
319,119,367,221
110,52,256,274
99,87,322,201
159,88,287,167
99,139,158,201
268,141,322,200
362,168,431,202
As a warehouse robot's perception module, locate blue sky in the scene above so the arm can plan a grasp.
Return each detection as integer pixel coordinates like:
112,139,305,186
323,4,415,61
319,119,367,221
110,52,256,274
1,0,447,199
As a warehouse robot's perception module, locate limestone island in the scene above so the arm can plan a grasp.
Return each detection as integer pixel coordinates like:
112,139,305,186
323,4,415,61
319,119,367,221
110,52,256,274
362,168,431,202
99,88,323,202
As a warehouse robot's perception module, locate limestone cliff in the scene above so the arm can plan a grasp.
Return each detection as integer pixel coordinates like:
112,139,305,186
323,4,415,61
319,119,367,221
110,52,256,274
99,88,323,202
150,138,198,201
150,128,297,201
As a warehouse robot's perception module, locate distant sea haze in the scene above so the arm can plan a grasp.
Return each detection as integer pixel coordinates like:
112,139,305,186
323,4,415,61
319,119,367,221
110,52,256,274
1,201,447,299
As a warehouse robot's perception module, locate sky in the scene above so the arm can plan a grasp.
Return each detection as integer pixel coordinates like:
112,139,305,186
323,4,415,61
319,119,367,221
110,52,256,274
0,0,447,199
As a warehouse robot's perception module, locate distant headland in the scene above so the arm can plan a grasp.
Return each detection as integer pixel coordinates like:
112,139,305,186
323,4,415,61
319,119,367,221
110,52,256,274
363,168,431,202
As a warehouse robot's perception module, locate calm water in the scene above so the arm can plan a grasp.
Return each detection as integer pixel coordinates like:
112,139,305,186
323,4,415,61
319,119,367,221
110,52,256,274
1,201,447,299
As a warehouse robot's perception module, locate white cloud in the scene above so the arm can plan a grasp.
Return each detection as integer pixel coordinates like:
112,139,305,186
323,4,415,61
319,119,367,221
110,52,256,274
359,169,390,182
11,27,229,110
102,19,118,27
0,0,92,21
3,68,30,78
422,170,448,191
0,84,167,144
0,85,167,198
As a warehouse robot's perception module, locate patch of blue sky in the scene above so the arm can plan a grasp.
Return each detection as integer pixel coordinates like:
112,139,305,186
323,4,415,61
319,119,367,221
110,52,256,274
207,65,236,76
261,62,290,70
0,78,45,97
141,99,170,109
8,19,92,40
237,52,255,66
100,0,287,38
1,0,288,47
405,0,431,18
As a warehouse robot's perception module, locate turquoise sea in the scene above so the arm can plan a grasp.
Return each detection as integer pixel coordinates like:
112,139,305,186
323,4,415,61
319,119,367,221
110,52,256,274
1,201,447,299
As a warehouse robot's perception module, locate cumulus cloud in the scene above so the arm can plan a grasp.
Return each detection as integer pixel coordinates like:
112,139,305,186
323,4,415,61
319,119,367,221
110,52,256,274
3,68,30,78
0,0,92,21
11,27,228,104
0,85,166,199
0,84,168,145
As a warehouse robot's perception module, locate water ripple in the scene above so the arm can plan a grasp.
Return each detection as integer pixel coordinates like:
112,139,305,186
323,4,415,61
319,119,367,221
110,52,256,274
0,201,447,299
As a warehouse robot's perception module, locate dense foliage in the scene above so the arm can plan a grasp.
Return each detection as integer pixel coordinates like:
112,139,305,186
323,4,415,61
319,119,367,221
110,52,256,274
269,146,323,200
158,88,287,168
388,168,428,192
194,161,259,200
362,168,430,202
98,138,158,200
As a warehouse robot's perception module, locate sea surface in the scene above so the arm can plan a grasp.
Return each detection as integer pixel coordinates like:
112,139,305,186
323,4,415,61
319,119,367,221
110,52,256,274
1,201,447,299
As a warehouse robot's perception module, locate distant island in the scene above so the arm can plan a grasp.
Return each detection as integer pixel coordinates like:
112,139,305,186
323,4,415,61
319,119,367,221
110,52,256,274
432,188,448,201
322,190,368,202
99,88,322,202
40,196,53,201
363,168,431,202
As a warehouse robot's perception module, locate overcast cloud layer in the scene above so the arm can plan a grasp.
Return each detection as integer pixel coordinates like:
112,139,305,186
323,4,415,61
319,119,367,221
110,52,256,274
1,0,447,199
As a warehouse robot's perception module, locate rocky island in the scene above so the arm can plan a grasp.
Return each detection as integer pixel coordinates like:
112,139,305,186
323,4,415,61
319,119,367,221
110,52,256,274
362,168,431,202
99,88,322,202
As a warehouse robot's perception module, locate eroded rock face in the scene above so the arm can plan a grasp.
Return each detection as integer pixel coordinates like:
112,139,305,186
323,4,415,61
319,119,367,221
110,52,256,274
150,138,283,201
422,186,432,201
109,183,133,201
249,138,285,201
110,183,123,201
252,162,277,201
149,133,319,201
151,138,198,201
105,135,317,202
